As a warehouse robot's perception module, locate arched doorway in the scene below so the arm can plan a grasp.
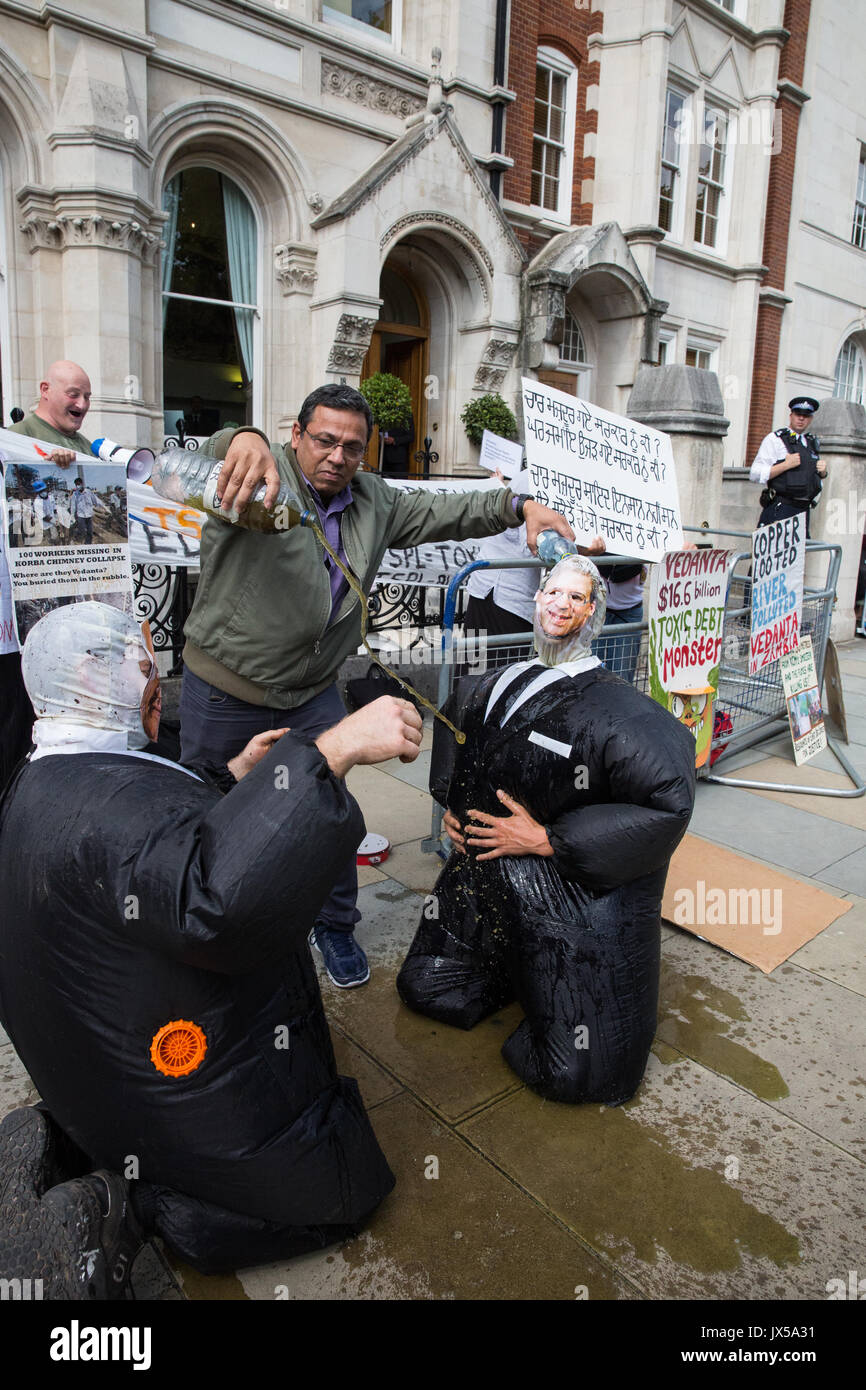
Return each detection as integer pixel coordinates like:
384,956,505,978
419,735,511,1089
362,262,428,475
161,167,259,442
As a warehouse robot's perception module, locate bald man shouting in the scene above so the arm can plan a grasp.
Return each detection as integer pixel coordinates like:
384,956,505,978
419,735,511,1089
10,361,93,464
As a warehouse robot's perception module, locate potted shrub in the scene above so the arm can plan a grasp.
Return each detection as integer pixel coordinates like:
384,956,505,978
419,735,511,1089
359,373,413,471
460,393,519,448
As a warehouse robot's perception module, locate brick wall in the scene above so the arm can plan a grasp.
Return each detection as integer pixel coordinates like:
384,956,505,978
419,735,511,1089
504,0,602,229
746,0,812,461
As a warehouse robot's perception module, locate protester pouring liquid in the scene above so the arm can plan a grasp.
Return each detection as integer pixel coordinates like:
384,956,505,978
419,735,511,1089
148,447,466,743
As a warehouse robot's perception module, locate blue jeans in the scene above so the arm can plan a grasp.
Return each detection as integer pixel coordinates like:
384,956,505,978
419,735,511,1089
179,669,361,931
593,602,644,684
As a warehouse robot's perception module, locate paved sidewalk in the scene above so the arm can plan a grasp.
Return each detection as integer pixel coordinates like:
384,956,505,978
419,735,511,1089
1,642,864,1300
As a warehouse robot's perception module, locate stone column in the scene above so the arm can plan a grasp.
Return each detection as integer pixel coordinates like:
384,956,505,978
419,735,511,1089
808,398,866,643
627,366,730,535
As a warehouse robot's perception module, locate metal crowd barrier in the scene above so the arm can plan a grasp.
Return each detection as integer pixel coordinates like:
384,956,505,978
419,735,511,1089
421,526,864,855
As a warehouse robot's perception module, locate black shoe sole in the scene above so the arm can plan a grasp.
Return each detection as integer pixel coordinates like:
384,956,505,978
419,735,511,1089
0,1107,80,1297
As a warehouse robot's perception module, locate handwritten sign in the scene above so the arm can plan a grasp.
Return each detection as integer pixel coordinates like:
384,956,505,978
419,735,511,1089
749,514,805,674
648,548,736,768
374,477,500,587
521,377,682,562
780,636,826,765
128,479,202,567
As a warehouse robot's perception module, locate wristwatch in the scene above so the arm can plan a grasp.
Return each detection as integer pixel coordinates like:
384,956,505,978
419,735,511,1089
512,493,535,523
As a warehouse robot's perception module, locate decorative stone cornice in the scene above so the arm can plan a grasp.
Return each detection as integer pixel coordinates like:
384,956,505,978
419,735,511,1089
326,314,378,375
473,337,518,391
17,186,162,261
321,60,425,121
333,314,378,344
274,242,317,296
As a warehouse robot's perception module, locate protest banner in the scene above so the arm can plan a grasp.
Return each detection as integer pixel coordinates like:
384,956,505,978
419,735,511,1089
749,513,805,674
648,547,736,767
128,479,202,567
780,636,827,765
521,377,682,561
0,528,15,654
126,471,503,586
373,476,502,588
478,430,523,480
0,436,134,645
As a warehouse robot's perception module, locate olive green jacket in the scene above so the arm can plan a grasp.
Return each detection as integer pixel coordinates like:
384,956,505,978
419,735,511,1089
183,429,520,708
9,413,92,454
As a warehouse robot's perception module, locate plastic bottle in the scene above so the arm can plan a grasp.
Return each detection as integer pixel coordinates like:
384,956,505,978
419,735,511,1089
536,529,581,566
91,438,155,482
148,448,314,533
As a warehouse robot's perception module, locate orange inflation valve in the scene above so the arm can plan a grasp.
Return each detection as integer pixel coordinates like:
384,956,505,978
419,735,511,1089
150,1019,208,1078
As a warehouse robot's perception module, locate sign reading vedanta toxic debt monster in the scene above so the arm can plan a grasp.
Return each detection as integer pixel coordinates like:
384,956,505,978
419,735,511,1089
648,548,736,768
521,377,682,563
749,513,805,675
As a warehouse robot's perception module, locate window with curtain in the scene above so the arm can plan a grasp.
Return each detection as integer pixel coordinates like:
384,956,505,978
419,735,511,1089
659,89,686,234
694,104,728,248
852,146,866,250
161,168,258,439
531,49,577,220
834,339,865,405
322,0,396,39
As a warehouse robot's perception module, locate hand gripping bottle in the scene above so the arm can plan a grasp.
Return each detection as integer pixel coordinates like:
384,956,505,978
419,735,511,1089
536,529,581,566
148,448,314,533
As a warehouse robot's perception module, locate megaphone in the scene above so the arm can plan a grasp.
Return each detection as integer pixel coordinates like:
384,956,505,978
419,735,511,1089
91,437,155,482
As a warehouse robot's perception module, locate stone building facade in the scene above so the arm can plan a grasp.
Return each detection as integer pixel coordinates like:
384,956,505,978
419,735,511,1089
0,0,863,499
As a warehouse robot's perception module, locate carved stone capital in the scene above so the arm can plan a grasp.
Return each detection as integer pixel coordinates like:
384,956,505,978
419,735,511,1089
473,364,509,392
334,314,377,346
481,338,517,366
274,242,318,296
18,188,161,262
321,60,424,121
326,343,369,373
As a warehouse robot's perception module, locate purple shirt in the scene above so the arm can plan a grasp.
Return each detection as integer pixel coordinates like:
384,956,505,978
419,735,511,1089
305,480,354,620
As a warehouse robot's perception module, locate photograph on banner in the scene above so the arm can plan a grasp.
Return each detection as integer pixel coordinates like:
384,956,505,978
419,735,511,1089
5,461,128,550
749,513,805,675
2,458,135,646
780,636,827,765
521,378,682,562
647,548,736,767
478,430,523,480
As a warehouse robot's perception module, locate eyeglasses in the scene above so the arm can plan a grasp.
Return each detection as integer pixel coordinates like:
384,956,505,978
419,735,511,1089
542,587,593,608
302,430,366,463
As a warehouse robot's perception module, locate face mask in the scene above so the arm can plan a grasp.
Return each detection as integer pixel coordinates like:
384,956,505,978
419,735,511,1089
21,601,156,746
532,556,607,668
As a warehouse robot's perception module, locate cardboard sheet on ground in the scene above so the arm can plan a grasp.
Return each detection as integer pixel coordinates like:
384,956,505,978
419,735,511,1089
662,832,852,972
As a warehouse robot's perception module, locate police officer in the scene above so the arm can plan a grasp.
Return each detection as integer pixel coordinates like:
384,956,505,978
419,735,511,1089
749,396,826,537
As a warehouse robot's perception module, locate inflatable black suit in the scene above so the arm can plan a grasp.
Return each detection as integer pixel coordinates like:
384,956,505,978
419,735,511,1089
397,557,696,1105
0,604,395,1275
